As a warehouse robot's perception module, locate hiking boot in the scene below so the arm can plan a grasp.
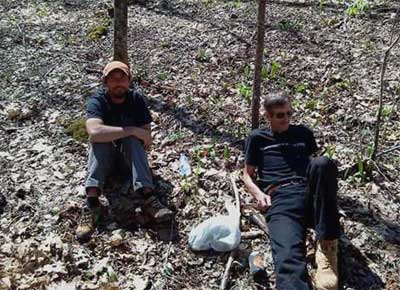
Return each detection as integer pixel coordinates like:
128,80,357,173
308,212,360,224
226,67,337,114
315,239,338,290
76,206,101,242
143,195,174,223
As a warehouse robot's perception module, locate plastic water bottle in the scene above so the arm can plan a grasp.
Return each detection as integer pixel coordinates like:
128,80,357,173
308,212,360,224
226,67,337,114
179,154,191,177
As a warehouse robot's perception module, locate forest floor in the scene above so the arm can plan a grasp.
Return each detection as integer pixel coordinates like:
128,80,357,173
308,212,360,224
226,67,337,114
0,0,399,289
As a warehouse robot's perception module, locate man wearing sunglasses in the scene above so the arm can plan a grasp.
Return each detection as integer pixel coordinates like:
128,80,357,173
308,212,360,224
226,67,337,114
243,92,340,290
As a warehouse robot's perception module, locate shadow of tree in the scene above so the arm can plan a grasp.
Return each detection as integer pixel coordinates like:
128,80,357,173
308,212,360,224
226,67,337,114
268,0,346,9
339,195,400,245
137,0,203,23
102,171,180,243
339,235,385,290
148,95,245,148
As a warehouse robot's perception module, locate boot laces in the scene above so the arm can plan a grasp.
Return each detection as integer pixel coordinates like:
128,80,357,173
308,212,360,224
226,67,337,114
320,247,336,269
79,208,94,226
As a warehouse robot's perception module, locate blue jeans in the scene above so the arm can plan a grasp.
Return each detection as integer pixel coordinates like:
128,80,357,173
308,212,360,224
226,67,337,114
85,137,154,193
266,157,340,290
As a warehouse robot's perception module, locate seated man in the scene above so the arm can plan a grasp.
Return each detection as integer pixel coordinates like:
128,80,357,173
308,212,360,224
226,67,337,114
243,92,340,290
76,61,173,241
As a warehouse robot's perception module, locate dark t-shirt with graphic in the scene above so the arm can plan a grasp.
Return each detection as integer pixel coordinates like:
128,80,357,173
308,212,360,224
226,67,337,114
87,88,152,127
245,125,318,190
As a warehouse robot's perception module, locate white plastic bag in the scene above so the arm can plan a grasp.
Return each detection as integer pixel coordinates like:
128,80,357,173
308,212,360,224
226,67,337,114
188,199,241,252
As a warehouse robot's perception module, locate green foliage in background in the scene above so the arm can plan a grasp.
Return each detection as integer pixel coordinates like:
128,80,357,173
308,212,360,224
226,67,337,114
66,118,88,142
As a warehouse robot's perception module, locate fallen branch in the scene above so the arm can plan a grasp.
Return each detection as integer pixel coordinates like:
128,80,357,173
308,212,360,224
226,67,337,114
241,230,264,239
248,213,269,238
84,67,103,75
220,175,241,290
376,143,400,158
230,175,240,214
220,250,237,290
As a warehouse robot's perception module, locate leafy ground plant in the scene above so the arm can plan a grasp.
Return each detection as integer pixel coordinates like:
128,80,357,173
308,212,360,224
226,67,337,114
346,0,369,17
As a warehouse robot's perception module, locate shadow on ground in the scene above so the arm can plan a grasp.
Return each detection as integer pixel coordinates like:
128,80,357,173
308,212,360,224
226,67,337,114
148,94,245,148
339,235,385,290
339,195,400,245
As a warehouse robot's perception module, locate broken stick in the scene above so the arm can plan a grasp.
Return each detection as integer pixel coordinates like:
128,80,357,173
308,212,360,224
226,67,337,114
249,213,269,237
241,230,264,239
220,175,241,290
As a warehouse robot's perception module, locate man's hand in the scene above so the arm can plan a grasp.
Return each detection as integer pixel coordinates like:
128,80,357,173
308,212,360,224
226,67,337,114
254,192,271,212
243,164,272,212
129,126,151,149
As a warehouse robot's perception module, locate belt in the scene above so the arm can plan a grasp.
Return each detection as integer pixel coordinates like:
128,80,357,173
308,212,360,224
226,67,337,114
265,177,306,196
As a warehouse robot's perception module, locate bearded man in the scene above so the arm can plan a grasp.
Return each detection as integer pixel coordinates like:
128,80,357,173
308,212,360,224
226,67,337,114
76,61,173,241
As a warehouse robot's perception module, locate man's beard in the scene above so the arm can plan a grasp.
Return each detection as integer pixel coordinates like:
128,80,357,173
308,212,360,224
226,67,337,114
111,87,127,99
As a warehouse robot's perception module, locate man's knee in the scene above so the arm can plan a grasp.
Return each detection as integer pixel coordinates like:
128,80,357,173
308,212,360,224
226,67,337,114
88,142,115,174
310,156,337,174
121,136,143,148
90,142,114,159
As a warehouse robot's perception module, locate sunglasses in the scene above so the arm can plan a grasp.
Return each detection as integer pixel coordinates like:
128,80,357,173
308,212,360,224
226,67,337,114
272,110,293,119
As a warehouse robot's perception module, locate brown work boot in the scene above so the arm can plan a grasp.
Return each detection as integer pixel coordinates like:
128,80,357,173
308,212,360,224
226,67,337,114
315,239,338,290
76,206,101,242
143,195,174,223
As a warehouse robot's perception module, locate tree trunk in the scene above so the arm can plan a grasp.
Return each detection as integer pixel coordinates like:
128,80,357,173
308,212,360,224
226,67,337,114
113,0,129,65
251,0,267,130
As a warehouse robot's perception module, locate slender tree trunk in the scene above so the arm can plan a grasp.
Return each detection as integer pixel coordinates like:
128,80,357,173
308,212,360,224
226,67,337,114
371,33,400,160
113,0,128,65
251,0,267,129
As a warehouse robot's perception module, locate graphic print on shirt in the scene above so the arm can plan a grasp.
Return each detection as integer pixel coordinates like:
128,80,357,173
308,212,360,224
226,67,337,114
245,125,318,189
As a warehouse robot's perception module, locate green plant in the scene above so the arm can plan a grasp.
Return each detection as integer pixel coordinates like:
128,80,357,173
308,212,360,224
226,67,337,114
203,0,214,8
207,143,216,160
186,95,194,105
88,21,110,41
380,105,393,118
278,19,302,31
356,154,365,182
291,99,301,109
167,131,188,142
360,40,375,52
305,99,319,110
270,61,281,79
295,82,309,94
197,48,209,62
194,145,203,164
346,0,369,17
7,14,18,24
157,72,168,81
237,83,252,105
335,79,350,91
180,176,192,193
66,118,88,142
261,65,268,80
367,143,374,159
233,0,241,8
324,144,336,159
243,64,251,78
36,5,49,17
223,145,231,161
319,0,325,11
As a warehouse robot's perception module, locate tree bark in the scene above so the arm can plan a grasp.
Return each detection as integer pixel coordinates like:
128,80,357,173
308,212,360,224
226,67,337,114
371,34,400,160
113,0,129,65
251,0,267,129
